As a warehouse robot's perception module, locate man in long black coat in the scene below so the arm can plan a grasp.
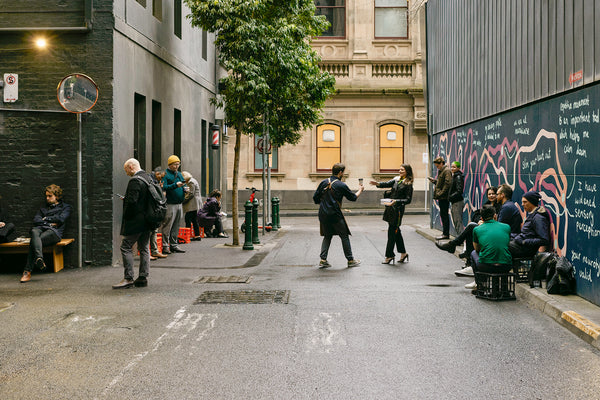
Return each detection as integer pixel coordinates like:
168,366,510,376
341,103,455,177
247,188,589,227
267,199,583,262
313,163,364,268
113,158,153,289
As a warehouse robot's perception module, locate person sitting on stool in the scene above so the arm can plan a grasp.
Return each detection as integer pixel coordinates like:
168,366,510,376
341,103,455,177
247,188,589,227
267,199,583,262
465,204,512,292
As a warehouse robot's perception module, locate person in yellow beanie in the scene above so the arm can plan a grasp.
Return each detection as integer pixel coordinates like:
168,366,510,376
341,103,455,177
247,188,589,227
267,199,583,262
161,155,187,253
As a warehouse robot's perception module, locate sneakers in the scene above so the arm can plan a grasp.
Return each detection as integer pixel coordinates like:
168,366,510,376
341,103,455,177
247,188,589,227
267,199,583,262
347,259,361,268
435,241,456,254
20,271,31,283
112,279,134,289
464,281,477,289
454,266,474,277
319,260,332,269
35,257,47,271
134,276,148,287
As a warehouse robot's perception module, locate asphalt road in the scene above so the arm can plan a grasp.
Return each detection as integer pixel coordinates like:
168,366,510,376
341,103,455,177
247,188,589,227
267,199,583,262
1,215,600,399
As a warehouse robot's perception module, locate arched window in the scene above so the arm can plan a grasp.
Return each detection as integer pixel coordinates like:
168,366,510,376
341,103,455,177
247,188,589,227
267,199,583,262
317,123,341,171
379,123,404,172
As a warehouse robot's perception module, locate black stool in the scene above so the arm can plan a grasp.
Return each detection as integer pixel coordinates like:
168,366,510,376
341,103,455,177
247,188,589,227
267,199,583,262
474,272,516,301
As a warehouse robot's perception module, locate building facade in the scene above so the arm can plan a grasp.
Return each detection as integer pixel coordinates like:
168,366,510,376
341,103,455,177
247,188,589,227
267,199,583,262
426,0,600,305
0,0,219,267
226,0,427,211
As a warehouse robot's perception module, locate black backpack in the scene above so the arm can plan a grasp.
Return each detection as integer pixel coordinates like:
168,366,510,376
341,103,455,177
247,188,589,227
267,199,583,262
135,175,167,230
547,256,576,295
528,252,557,288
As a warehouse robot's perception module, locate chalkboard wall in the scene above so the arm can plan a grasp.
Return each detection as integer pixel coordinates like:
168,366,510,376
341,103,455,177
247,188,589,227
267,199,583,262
431,81,600,306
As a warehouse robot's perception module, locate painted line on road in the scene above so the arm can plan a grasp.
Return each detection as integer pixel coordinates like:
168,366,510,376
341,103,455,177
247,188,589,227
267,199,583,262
97,307,217,398
562,311,600,340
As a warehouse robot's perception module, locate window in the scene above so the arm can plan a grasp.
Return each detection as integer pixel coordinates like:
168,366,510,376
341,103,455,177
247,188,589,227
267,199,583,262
315,0,345,38
136,0,146,7
134,93,146,167
316,124,341,171
202,30,207,60
174,108,181,158
151,100,162,169
152,0,162,21
375,0,408,39
174,0,182,38
379,123,404,172
254,135,278,172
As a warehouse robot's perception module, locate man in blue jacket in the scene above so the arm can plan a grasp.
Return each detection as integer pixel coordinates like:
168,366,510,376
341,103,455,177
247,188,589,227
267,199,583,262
509,190,551,258
313,163,364,268
161,155,187,254
21,184,72,283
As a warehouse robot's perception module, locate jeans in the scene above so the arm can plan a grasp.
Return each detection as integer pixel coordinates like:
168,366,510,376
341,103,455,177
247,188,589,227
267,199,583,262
385,223,406,257
25,227,59,272
120,230,151,280
320,234,354,261
438,199,450,236
451,200,464,235
162,203,183,249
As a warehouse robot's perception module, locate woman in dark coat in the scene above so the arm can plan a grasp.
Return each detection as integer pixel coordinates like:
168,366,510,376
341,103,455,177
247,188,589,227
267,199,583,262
370,164,414,264
197,189,228,238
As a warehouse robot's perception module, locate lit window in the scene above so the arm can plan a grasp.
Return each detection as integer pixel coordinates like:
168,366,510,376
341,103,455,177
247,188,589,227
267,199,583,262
317,124,341,171
315,0,345,38
254,135,278,171
379,123,404,172
375,0,408,39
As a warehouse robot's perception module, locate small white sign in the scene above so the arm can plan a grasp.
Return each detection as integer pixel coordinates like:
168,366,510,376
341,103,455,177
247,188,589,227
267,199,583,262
3,73,18,103
423,152,429,164
322,129,335,142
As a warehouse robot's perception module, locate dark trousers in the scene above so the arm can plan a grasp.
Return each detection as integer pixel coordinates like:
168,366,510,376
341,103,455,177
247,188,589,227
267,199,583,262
451,222,476,254
25,227,59,272
508,240,538,258
470,250,513,283
438,199,450,236
320,234,353,261
385,223,406,257
185,210,200,236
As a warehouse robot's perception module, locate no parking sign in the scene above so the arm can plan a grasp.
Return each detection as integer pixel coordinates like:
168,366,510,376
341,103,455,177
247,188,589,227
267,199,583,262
3,73,18,103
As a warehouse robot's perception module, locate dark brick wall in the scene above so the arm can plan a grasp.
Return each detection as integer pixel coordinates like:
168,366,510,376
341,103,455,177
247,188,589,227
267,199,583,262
0,1,114,267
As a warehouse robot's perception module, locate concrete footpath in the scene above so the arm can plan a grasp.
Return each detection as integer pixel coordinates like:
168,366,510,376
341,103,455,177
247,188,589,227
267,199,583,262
413,219,600,350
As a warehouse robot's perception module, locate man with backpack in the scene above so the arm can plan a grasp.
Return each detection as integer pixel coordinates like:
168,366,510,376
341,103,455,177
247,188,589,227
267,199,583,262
312,163,364,268
113,158,155,289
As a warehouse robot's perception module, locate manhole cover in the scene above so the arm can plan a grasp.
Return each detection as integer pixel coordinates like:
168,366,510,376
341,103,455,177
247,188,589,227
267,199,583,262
194,290,290,304
194,276,252,284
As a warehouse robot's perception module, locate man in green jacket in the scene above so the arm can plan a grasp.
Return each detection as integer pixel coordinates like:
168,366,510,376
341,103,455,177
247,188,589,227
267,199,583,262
161,155,186,254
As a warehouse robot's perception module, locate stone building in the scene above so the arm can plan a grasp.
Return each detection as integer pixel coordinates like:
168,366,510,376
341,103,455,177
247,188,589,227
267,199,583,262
226,0,427,211
0,0,219,267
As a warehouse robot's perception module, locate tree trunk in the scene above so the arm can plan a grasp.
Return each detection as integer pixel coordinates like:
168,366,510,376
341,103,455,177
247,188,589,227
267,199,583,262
231,128,242,246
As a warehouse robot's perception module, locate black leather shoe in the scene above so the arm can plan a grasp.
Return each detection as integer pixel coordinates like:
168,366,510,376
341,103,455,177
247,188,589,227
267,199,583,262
170,247,186,253
35,257,47,271
134,276,148,287
435,241,456,253
435,235,450,240
458,251,469,259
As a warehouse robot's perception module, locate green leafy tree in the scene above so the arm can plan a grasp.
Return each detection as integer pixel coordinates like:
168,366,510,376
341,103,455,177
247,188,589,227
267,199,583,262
186,0,336,245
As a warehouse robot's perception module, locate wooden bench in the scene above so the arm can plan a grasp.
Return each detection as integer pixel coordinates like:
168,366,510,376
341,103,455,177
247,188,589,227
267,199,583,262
0,238,75,272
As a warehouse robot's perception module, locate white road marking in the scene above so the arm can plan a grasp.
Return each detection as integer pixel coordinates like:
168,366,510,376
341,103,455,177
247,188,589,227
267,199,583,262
306,312,346,353
96,307,217,398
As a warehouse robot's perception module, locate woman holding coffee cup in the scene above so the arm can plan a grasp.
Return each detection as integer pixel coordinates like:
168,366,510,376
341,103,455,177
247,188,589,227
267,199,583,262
369,164,413,264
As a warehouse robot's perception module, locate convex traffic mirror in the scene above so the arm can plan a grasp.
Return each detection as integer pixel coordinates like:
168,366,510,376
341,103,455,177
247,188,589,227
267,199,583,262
57,74,98,113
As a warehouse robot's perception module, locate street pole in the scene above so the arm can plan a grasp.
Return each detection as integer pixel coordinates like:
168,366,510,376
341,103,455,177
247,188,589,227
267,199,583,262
77,113,82,268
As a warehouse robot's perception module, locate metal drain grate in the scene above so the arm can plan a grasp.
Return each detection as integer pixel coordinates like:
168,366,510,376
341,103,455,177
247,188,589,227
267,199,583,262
194,276,252,284
194,290,290,304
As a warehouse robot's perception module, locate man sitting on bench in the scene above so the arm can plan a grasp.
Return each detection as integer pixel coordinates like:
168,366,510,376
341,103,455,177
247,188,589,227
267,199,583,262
509,190,551,258
20,184,72,283
465,204,512,292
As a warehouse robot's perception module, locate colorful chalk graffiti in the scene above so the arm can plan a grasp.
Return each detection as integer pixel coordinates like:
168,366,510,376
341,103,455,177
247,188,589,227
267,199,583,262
431,82,600,305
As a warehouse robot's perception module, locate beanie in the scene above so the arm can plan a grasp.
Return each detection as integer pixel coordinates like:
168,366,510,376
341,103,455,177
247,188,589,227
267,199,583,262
523,190,541,206
167,155,180,165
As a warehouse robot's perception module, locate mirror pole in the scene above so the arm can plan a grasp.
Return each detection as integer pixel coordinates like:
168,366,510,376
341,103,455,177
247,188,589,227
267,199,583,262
77,113,83,269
